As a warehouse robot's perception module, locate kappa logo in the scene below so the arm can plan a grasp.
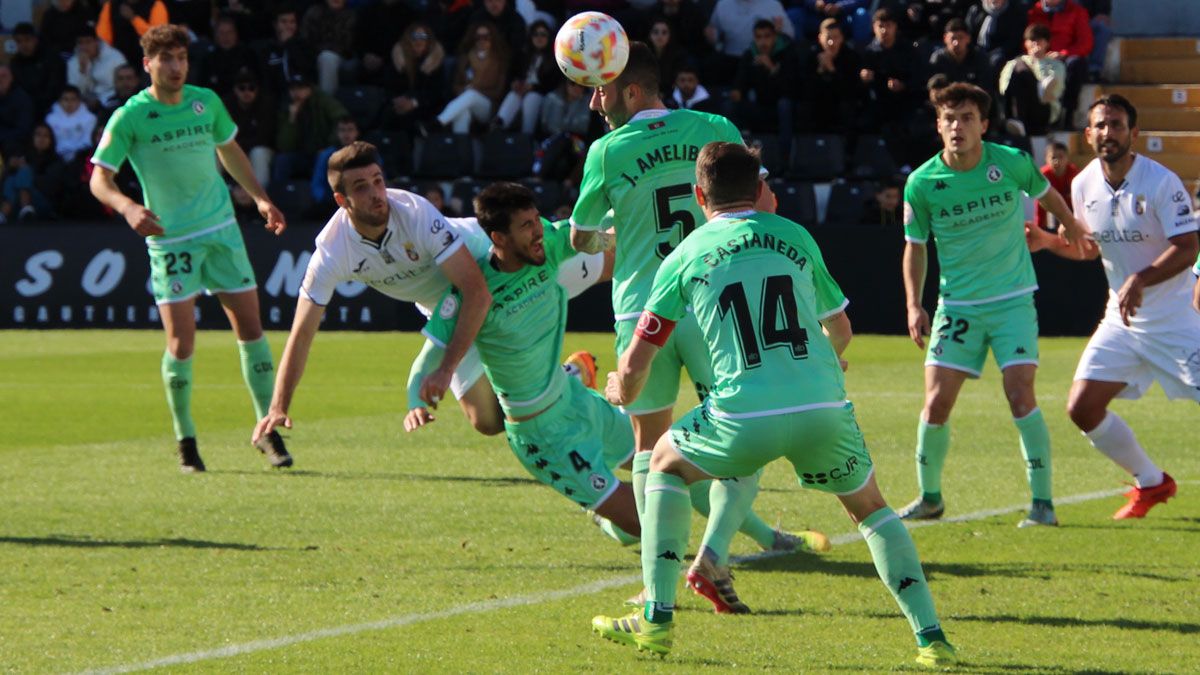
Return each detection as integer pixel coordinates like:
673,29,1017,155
148,110,161,119
898,577,919,592
657,550,681,562
933,180,949,191
986,165,1003,183
191,100,205,115
525,443,540,456
549,471,562,482
1015,346,1027,355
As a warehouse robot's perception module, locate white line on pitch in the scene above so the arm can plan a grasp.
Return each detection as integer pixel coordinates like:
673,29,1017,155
81,486,1132,674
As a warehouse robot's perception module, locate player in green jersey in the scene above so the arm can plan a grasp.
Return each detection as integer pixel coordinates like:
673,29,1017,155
410,182,641,536
591,142,956,667
568,43,819,613
899,83,1090,526
89,25,290,473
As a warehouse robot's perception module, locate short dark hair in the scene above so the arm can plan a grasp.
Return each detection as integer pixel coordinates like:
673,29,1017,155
944,18,968,35
1049,141,1069,153
1024,24,1051,42
930,82,992,118
753,19,775,33
60,84,82,98
336,115,357,127
13,22,35,37
614,41,660,95
879,175,904,192
327,141,382,194
140,24,190,58
872,8,897,24
1088,93,1138,129
819,18,843,33
475,182,538,236
696,142,761,207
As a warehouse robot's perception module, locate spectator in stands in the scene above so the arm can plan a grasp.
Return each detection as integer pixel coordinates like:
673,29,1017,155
1026,0,1093,127
928,18,994,92
535,81,590,182
68,28,128,110
655,0,711,58
0,124,67,223
493,20,558,135
104,64,142,115
273,72,349,186
470,0,528,64
215,0,271,48
41,0,98,61
863,175,904,226
705,0,795,86
195,15,255,97
302,0,357,94
354,0,415,88
312,116,360,205
999,24,1066,136
1035,141,1078,228
95,0,169,65
380,22,446,135
669,65,722,114
647,18,688,99
965,0,1028,77
793,0,869,42
0,65,36,156
859,8,920,133
224,68,276,189
11,23,67,118
256,6,315,100
1077,0,1111,81
909,0,976,44
45,85,97,163
802,17,863,134
435,22,510,134
730,19,799,156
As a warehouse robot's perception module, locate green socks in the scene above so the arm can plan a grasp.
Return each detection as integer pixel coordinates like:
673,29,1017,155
859,507,942,641
596,516,639,545
689,476,777,550
642,471,692,624
161,351,195,440
632,452,652,518
1015,408,1053,503
916,418,950,503
238,337,276,421
697,473,761,565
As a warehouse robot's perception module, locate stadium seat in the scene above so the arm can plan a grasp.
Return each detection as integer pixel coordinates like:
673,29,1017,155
415,132,473,179
451,179,486,216
769,179,818,226
789,134,846,180
519,179,565,216
823,182,874,226
477,132,535,178
268,179,316,223
335,85,387,130
849,135,899,180
744,134,786,178
364,130,413,180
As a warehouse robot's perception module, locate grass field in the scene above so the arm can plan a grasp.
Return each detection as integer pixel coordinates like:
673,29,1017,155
1,330,1197,674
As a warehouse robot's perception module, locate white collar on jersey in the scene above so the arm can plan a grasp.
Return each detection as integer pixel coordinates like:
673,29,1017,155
629,108,672,123
711,209,757,220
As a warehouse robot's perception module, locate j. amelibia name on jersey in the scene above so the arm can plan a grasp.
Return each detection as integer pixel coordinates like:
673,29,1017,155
936,190,1016,227
700,231,809,271
619,143,701,186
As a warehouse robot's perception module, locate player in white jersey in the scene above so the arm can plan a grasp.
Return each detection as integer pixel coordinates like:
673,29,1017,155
1028,95,1199,519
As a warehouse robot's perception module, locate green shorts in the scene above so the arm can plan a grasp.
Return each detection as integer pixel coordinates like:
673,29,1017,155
926,294,1040,377
668,401,874,496
614,313,714,414
503,377,636,509
148,225,257,304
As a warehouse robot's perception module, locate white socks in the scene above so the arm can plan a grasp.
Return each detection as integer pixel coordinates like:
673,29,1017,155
1084,411,1164,488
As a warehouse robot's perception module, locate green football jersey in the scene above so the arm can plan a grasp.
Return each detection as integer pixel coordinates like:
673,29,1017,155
570,108,744,320
424,220,576,418
903,142,1050,305
92,85,239,244
645,211,849,416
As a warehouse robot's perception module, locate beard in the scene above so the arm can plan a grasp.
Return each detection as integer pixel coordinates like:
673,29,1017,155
1097,139,1130,163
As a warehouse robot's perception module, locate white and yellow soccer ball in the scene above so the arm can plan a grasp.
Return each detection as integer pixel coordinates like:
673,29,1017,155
554,12,630,87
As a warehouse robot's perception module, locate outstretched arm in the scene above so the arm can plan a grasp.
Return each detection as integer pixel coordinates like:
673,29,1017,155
1026,222,1100,261
252,296,325,443
418,248,491,406
405,339,446,432
216,141,286,234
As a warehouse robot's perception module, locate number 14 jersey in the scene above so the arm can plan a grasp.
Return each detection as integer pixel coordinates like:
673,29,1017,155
646,211,850,417
570,108,744,320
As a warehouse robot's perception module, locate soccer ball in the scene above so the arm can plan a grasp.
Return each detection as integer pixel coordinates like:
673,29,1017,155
554,12,630,87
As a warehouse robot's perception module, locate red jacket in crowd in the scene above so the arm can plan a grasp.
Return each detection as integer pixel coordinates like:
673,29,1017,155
1027,0,1094,58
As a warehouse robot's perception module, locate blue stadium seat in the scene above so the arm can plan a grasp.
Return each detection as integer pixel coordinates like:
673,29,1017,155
789,134,846,180
519,179,565,216
823,181,875,226
335,85,387,130
451,179,486,216
769,179,817,227
268,179,316,223
415,132,473,179
849,135,899,181
364,130,413,180
477,132,534,179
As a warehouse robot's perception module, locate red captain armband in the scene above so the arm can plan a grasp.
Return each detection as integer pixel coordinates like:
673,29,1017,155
635,311,676,347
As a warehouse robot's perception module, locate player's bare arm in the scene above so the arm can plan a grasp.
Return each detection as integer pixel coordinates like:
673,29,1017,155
1117,232,1200,325
1026,222,1100,261
252,296,325,443
821,310,852,371
570,226,616,254
1193,275,1200,313
902,242,930,348
215,141,286,235
88,165,164,237
418,248,491,406
606,332,660,406
1037,186,1093,250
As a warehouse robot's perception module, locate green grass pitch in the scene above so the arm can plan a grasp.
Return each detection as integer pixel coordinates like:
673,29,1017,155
1,330,1196,673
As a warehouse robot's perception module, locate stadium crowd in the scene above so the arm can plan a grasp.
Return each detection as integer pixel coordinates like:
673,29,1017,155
0,0,1113,226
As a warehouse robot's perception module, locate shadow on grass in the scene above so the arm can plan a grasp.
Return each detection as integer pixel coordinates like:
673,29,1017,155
211,469,540,487
954,612,1200,636
819,662,1144,675
0,534,286,551
740,555,1197,584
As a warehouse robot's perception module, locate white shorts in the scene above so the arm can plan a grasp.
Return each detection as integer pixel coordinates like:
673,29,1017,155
557,251,605,299
1074,320,1200,402
450,344,487,399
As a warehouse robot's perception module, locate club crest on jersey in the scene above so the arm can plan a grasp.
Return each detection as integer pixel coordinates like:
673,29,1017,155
986,165,1002,183
1135,195,1146,215
191,100,205,115
403,242,419,261
439,294,459,319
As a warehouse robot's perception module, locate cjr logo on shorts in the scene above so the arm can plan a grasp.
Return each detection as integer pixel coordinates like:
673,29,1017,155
801,456,863,486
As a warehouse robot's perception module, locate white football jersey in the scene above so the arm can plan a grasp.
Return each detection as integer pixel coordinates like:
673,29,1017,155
301,189,490,313
1072,154,1198,328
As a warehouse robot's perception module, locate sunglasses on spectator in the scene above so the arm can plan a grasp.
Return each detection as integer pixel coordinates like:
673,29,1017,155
412,31,429,40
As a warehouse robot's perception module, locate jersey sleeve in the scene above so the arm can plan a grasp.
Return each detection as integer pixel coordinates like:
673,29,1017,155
300,241,345,306
542,219,576,268
643,248,688,321
715,114,745,145
420,288,462,349
570,138,611,231
1011,147,1050,199
801,230,849,318
1155,172,1199,238
91,106,132,171
411,193,466,264
209,90,238,145
902,177,931,243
